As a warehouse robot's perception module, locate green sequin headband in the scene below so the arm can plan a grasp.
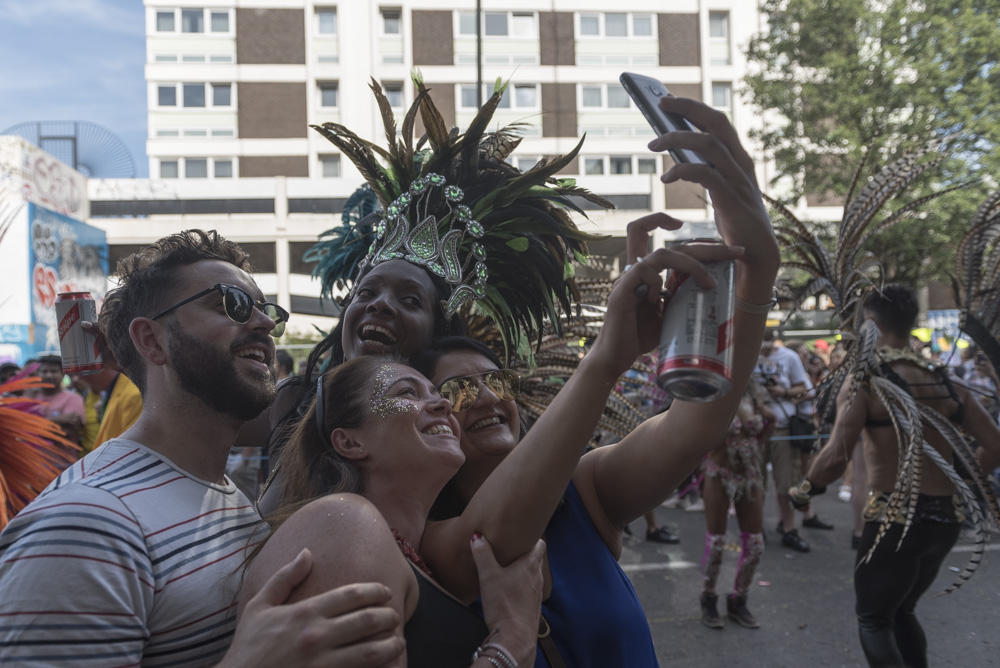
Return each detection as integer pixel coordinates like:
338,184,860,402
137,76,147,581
349,173,487,318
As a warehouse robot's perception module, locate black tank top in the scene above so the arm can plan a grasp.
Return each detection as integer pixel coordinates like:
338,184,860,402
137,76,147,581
404,563,490,668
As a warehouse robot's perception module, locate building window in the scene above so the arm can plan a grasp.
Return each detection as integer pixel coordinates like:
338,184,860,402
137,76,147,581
584,158,604,175
577,13,654,38
212,83,232,107
318,82,339,108
383,82,404,109
382,8,401,35
712,82,732,109
458,11,476,35
185,159,208,179
215,160,233,178
158,85,177,107
637,157,658,174
579,83,630,109
210,11,229,32
156,11,175,31
160,160,179,179
460,84,539,109
709,11,731,65
610,156,632,175
317,8,337,34
459,11,535,37
183,83,206,107
320,155,341,178
181,9,204,33
516,156,540,171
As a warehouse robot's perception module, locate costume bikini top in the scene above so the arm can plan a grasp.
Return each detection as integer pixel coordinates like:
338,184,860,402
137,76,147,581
866,348,964,428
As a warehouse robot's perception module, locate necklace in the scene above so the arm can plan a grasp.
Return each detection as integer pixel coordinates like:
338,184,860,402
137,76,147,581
391,528,433,578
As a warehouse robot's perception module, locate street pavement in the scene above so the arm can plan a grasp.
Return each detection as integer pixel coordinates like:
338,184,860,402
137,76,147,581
622,487,1000,667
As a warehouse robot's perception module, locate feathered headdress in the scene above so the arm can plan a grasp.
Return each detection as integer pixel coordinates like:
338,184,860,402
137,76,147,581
307,75,612,361
770,141,998,593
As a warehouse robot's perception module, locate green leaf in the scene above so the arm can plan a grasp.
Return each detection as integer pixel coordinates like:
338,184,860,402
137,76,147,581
506,237,530,251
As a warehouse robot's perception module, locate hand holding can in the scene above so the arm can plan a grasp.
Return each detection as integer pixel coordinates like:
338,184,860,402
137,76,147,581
655,239,735,402
55,292,103,375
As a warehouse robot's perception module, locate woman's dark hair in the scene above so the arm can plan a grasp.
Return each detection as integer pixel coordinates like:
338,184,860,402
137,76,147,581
302,264,462,382
863,284,919,339
411,336,527,520
410,335,504,380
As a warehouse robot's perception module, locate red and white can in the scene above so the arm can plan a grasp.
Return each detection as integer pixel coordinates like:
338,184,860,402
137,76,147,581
55,292,102,375
656,240,735,402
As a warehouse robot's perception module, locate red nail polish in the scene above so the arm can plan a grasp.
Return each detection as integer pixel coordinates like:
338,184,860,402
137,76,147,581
471,532,483,541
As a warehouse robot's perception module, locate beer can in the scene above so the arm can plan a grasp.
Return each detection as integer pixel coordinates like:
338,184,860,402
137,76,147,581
656,241,735,402
55,292,102,375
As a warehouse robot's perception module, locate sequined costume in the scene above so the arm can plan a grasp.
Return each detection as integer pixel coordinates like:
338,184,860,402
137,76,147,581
703,412,766,503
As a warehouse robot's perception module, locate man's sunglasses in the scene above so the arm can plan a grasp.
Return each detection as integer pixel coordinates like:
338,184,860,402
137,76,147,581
437,369,520,412
149,283,289,337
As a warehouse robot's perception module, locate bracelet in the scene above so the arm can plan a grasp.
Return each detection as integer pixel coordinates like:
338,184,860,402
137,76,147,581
734,294,777,314
472,643,518,668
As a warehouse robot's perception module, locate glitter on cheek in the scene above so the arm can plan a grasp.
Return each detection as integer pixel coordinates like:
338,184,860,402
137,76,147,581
370,364,422,419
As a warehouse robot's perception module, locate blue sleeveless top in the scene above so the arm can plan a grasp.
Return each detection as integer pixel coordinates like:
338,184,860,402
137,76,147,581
535,481,659,667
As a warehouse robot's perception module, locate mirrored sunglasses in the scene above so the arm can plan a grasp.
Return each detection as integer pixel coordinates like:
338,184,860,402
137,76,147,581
437,369,519,412
150,283,289,337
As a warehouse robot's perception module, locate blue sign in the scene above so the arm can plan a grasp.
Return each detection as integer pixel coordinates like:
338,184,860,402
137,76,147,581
25,203,108,359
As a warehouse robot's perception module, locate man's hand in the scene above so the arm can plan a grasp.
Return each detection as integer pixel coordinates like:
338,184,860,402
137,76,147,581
81,321,122,373
788,480,825,510
220,549,405,668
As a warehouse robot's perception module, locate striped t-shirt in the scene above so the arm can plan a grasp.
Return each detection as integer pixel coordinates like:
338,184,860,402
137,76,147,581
0,438,268,666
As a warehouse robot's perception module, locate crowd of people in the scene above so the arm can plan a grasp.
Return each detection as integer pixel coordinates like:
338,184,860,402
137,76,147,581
0,79,998,668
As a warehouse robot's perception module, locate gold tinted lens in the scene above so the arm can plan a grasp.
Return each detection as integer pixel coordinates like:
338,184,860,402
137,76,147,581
485,370,518,399
440,377,478,412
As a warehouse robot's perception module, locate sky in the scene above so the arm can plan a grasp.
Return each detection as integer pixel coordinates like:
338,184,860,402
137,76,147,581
0,0,149,176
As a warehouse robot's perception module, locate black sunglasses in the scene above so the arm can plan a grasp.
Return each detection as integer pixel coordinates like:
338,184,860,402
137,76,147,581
437,369,519,412
149,283,288,337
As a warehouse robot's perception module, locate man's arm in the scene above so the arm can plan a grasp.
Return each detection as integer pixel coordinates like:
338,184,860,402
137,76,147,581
804,381,868,489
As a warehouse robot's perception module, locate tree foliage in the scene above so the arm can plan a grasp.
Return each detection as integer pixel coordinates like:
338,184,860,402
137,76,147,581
744,0,1000,285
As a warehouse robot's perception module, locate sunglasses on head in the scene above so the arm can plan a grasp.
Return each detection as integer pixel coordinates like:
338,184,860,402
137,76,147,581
149,283,289,337
437,369,519,412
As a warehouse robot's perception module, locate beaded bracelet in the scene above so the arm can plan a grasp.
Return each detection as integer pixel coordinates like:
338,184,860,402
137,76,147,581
472,642,518,668
734,292,777,314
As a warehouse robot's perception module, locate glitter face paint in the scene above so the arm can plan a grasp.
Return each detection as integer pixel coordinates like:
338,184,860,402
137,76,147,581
370,364,421,419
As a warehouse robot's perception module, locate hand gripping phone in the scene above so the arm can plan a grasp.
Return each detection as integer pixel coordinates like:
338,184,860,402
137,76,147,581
619,72,709,166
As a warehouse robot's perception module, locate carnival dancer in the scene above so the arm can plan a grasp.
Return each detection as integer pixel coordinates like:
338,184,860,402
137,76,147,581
698,376,774,629
770,144,1000,668
791,285,1000,668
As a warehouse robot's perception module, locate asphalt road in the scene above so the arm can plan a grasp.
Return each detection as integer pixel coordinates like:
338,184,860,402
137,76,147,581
622,487,1000,667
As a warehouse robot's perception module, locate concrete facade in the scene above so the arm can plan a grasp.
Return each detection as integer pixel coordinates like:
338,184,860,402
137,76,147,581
80,0,845,334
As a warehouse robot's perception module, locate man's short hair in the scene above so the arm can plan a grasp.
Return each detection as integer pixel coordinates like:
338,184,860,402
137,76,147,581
37,354,63,368
99,230,253,395
863,284,919,338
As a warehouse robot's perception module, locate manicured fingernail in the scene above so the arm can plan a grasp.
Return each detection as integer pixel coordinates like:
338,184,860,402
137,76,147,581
471,532,483,543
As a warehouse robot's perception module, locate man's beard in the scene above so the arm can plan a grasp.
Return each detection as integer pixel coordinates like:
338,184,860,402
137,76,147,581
167,321,276,421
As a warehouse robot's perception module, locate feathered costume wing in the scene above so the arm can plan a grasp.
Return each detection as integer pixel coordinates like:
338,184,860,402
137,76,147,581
769,140,998,593
954,190,1000,373
0,374,79,529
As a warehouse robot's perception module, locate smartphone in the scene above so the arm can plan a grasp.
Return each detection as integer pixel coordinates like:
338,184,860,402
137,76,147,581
619,72,710,166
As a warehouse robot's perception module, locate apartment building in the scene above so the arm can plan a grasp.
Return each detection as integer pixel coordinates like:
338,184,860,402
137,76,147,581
89,1,812,332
